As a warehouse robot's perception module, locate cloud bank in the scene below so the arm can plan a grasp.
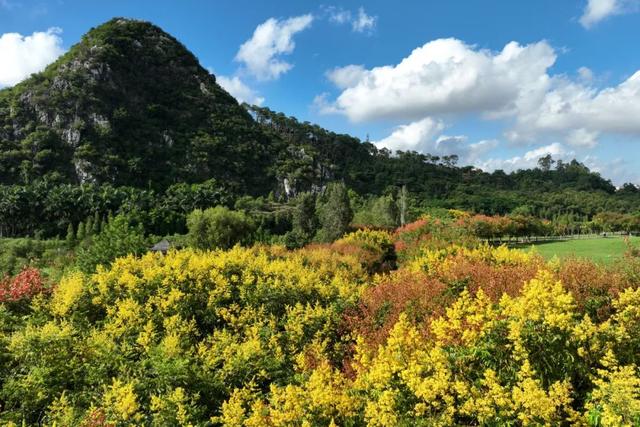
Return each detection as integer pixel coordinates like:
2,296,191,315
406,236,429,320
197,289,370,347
0,28,65,88
320,37,640,152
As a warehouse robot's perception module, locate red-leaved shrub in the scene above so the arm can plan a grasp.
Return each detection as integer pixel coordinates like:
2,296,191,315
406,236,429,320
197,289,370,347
0,267,46,303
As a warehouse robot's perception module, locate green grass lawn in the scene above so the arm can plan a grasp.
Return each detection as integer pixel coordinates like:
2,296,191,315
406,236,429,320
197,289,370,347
523,236,640,264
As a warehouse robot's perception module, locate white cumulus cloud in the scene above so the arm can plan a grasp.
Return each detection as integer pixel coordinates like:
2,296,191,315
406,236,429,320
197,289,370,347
325,6,377,33
373,117,445,152
235,14,313,81
326,64,367,89
476,143,572,172
373,117,499,165
322,37,640,149
325,38,556,122
566,129,599,148
327,7,352,24
580,0,620,27
0,27,65,88
217,75,264,106
510,71,640,142
578,66,594,82
579,0,639,28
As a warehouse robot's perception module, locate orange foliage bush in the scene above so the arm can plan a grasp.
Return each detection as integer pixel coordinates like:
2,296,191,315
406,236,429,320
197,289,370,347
393,217,478,262
439,257,542,301
346,243,640,351
344,270,450,350
555,258,631,321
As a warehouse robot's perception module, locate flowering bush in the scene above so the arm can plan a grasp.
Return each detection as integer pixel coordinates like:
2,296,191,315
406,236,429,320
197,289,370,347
2,220,640,425
226,272,640,426
0,245,374,425
393,217,477,262
0,267,46,303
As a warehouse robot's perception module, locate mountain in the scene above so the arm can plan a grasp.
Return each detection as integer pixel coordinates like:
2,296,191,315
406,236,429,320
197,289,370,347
0,17,628,214
0,18,274,192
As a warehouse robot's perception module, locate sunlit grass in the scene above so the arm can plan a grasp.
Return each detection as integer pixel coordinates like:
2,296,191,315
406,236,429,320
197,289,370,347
525,236,640,264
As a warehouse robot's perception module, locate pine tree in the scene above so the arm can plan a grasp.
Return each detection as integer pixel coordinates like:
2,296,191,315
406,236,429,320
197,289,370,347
93,211,101,234
66,223,75,246
284,192,319,248
316,182,353,242
77,222,86,241
85,216,94,237
292,192,318,239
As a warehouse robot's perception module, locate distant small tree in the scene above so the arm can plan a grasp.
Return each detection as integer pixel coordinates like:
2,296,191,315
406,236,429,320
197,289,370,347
284,192,318,248
292,192,318,238
371,195,400,227
85,216,94,237
76,222,86,241
92,211,101,234
76,215,147,273
66,223,75,247
353,195,400,228
187,206,255,250
441,154,459,168
538,154,555,172
316,182,353,242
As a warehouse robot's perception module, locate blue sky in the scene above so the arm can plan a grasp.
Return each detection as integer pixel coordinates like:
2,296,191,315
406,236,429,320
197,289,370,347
1,0,640,184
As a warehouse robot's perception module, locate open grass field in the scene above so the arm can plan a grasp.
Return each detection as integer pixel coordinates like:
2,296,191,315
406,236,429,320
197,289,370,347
523,236,640,264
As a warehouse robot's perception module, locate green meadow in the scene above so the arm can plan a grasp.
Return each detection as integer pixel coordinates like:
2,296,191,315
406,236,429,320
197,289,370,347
525,236,640,264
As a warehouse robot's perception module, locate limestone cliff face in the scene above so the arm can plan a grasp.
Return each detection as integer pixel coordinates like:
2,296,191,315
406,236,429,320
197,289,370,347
0,18,275,193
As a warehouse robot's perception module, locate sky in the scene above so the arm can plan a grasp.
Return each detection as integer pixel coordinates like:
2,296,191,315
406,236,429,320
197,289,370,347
1,0,640,185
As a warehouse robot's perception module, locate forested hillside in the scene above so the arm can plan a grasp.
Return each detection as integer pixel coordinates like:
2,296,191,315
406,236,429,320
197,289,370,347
248,105,637,217
0,17,638,242
1,18,639,242
0,18,274,192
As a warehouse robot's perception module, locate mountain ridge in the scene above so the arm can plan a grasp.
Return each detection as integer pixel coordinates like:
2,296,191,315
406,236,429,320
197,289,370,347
0,17,274,192
0,17,631,205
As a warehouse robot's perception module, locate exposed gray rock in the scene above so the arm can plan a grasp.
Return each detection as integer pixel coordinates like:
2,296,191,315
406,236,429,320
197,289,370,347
73,158,95,183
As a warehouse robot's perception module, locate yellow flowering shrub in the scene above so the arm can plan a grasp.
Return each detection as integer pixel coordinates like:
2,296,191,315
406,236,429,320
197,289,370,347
431,288,496,346
3,238,640,426
102,378,141,423
45,391,77,426
409,243,539,275
448,209,470,219
585,350,640,426
231,270,623,425
150,387,199,426
50,271,86,317
339,229,393,250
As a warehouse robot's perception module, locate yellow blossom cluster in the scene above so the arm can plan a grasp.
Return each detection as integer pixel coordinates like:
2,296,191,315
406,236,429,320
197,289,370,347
0,243,381,425
409,243,539,274
223,271,640,426
3,236,640,426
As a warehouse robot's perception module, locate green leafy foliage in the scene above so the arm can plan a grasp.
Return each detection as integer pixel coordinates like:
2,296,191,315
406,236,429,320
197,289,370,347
75,214,148,273
187,206,255,250
316,182,354,242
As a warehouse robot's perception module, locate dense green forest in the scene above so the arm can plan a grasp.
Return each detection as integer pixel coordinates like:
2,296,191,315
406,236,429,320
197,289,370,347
1,18,640,243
